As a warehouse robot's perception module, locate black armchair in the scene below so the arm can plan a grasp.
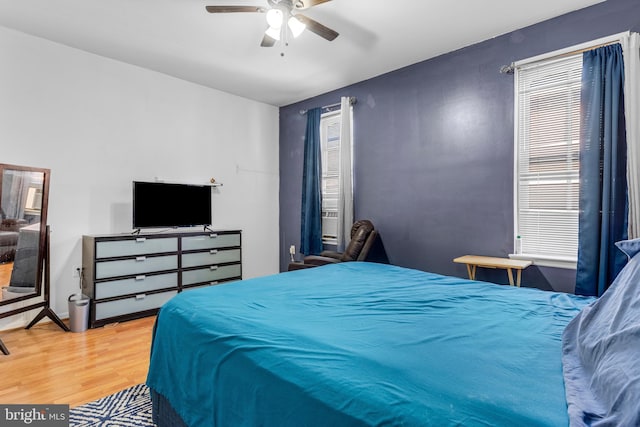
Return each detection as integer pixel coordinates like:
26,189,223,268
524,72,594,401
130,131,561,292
288,220,378,271
0,218,27,263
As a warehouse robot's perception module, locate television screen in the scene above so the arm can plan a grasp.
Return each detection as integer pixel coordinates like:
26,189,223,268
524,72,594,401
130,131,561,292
133,181,212,229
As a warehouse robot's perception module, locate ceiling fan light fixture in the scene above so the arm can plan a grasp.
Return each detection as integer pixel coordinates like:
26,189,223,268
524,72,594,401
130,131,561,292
288,15,306,38
265,25,281,41
205,1,339,46
266,8,284,28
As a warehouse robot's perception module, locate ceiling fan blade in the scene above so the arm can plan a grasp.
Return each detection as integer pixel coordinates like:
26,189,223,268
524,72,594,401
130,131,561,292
260,33,277,47
205,6,265,13
294,0,332,10
296,14,338,41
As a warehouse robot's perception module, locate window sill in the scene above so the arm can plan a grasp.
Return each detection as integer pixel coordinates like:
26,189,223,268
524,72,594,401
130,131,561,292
509,253,577,270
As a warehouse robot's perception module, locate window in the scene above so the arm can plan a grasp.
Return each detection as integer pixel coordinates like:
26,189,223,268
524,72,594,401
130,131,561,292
320,111,341,244
24,186,43,213
514,53,582,268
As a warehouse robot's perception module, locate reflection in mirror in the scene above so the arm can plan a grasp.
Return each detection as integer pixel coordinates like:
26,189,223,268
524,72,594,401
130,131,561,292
0,168,45,304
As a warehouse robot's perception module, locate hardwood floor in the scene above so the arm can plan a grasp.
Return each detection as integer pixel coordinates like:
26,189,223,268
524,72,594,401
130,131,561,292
0,316,155,407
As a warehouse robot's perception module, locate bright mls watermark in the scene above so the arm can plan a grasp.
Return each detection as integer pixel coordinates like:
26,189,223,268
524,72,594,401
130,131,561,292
1,405,69,426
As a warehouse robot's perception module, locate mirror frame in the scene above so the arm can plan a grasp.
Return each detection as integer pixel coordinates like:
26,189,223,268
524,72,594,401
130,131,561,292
0,163,50,307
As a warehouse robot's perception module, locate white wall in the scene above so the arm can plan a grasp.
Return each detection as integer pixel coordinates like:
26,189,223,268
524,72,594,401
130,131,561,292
0,25,280,326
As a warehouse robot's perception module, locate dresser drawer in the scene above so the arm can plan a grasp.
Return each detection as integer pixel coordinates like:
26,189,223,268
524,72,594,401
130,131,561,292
94,290,177,321
182,264,242,287
95,255,178,279
182,248,241,268
182,233,240,251
95,272,178,299
96,237,178,259
181,279,239,292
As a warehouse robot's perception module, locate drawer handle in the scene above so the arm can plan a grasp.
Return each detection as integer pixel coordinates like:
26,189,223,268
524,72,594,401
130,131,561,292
135,294,146,300
209,281,219,286
136,237,146,243
136,256,146,262
209,233,218,238
209,265,219,271
135,275,146,281
209,249,218,255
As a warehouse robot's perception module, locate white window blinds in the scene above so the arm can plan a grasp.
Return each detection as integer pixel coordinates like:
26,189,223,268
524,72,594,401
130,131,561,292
320,112,341,243
515,53,582,263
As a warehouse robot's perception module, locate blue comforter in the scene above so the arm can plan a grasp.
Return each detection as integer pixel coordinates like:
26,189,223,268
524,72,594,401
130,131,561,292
147,262,592,426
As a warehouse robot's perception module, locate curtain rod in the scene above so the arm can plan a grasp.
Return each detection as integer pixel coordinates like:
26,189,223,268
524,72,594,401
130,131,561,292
499,41,617,74
299,96,357,115
499,31,630,74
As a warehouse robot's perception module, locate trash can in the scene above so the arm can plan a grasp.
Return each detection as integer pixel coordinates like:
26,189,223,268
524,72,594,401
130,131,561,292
68,294,90,332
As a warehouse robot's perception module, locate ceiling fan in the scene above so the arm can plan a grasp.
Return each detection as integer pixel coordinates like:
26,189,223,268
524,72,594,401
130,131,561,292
205,0,339,48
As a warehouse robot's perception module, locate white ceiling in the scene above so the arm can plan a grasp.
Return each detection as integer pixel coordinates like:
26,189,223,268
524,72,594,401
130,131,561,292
0,0,604,107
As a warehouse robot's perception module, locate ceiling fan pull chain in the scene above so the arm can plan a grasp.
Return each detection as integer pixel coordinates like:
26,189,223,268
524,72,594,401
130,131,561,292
281,23,289,57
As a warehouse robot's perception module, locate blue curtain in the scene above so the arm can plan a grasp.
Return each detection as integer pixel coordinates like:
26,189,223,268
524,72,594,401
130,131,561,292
576,43,628,297
300,108,323,255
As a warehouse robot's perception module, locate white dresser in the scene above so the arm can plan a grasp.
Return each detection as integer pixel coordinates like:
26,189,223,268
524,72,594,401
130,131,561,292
82,230,242,328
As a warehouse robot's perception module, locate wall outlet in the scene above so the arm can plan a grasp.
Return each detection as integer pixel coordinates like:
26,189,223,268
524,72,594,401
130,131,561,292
289,245,296,255
72,266,81,278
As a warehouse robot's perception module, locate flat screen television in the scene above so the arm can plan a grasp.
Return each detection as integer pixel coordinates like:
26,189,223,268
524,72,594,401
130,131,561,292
133,181,212,229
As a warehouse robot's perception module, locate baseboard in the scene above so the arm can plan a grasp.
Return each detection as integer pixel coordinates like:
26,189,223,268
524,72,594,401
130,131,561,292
0,316,27,332
0,311,69,332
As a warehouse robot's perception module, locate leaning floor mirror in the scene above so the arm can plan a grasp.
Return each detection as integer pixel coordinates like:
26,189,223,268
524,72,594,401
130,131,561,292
0,163,68,355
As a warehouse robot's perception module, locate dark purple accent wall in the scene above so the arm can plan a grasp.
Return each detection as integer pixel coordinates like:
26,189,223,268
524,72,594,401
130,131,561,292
279,0,640,293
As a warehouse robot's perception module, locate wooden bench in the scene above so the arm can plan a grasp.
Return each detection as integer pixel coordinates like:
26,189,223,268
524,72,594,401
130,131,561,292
453,255,532,287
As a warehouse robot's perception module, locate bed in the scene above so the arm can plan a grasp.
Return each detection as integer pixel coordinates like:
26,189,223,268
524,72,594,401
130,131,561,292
147,252,640,426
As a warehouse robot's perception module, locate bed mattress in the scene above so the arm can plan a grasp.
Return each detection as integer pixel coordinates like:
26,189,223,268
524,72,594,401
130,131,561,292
147,262,593,426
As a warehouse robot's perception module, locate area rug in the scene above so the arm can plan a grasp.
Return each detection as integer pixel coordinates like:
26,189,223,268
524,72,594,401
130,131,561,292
69,383,154,426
